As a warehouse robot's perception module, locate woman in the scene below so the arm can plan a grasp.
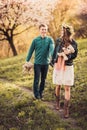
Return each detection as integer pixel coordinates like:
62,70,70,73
51,24,78,118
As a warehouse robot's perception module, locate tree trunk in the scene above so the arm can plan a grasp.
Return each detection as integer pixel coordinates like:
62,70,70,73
8,37,17,56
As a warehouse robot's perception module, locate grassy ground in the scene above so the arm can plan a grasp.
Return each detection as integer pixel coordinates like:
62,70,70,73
0,38,87,130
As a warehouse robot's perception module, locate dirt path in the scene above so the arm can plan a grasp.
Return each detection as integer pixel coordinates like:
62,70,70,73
0,78,33,95
46,101,82,130
0,78,82,130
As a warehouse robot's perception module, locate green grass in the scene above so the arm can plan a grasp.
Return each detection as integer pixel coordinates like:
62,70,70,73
70,39,87,129
0,53,34,88
0,82,65,130
0,38,87,130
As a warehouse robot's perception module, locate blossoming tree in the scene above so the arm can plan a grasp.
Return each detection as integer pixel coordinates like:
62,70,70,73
0,0,58,56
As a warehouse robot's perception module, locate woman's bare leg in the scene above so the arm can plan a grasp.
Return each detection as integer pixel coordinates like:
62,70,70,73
55,85,61,110
64,86,70,118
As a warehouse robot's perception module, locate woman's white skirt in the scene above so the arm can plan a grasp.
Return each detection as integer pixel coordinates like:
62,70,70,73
53,65,74,86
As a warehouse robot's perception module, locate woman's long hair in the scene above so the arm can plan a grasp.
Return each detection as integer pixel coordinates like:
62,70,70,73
61,25,74,47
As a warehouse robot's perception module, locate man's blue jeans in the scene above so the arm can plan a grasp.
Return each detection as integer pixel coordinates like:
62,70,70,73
33,64,49,98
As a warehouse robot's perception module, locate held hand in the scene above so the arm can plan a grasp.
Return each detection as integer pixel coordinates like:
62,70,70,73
63,49,70,55
58,52,65,57
58,52,68,61
58,52,63,56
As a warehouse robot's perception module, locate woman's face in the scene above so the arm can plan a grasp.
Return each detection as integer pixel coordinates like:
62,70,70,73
61,28,66,37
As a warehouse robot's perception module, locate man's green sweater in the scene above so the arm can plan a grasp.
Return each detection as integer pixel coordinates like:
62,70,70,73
26,36,54,65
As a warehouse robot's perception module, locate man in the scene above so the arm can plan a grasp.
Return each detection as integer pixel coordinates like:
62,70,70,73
26,24,54,99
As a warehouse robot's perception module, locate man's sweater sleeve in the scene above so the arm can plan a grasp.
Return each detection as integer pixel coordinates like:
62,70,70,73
26,39,35,62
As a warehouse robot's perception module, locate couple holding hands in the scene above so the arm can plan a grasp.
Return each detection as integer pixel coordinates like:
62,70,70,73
24,23,78,118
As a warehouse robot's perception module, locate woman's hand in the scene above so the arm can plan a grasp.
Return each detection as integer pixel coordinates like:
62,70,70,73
63,49,70,55
58,52,68,60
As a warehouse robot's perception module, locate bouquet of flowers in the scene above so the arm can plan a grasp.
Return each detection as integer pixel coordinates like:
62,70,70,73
22,62,33,74
58,44,75,61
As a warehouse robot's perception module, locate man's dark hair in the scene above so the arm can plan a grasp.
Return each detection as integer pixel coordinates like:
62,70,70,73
39,24,48,29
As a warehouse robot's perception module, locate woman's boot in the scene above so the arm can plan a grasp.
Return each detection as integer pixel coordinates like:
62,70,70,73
55,85,61,110
64,99,69,118
55,95,60,110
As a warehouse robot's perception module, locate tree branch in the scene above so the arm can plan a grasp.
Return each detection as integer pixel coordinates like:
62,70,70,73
0,32,4,35
0,38,7,41
13,26,32,36
0,28,5,33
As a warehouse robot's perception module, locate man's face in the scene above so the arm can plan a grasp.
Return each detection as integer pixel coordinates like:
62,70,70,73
39,26,48,37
